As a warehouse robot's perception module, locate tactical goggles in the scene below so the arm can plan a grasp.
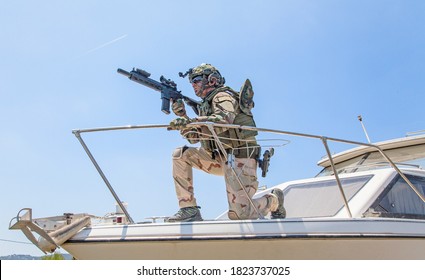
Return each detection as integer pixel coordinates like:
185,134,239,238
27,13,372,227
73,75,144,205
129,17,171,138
190,76,203,84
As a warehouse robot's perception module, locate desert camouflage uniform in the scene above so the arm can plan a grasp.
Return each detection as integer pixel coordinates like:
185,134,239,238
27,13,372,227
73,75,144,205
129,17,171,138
172,89,279,219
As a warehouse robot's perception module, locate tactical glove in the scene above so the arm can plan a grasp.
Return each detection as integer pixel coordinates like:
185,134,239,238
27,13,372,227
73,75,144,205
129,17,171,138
171,99,186,117
168,117,192,130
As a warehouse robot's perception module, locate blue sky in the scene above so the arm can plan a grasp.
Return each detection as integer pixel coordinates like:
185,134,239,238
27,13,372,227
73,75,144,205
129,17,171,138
1,0,424,256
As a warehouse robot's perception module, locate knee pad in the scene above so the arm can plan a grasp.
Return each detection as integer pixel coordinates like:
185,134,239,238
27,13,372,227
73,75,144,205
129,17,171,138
227,210,240,220
172,146,189,159
228,210,251,220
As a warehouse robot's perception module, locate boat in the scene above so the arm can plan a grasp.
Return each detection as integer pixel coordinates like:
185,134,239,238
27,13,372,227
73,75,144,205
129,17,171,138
9,123,425,259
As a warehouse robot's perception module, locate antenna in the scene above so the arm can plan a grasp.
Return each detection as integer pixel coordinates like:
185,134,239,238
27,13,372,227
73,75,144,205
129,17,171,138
358,115,371,143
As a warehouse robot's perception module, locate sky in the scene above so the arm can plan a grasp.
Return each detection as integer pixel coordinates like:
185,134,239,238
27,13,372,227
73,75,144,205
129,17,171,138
1,0,424,256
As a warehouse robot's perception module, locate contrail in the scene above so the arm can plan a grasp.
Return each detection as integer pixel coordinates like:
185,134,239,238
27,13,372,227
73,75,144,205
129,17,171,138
80,34,128,56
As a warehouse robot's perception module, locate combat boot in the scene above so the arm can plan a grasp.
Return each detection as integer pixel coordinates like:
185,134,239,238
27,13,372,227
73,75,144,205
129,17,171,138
270,188,286,219
165,206,203,222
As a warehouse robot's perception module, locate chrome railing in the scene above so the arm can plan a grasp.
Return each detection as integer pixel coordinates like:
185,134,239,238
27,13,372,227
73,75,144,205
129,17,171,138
72,123,425,223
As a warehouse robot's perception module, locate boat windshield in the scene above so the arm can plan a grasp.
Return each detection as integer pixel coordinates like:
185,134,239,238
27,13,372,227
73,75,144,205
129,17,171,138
317,144,425,176
283,175,373,218
366,174,425,219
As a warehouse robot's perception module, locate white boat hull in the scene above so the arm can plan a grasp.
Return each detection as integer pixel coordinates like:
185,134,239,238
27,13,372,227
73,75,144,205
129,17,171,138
63,237,425,260
61,218,425,259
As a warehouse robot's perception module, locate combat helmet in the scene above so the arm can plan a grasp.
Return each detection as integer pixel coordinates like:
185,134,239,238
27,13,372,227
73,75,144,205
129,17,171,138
180,63,225,86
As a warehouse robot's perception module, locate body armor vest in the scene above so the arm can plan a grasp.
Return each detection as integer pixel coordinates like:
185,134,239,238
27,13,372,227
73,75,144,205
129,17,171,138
198,86,259,158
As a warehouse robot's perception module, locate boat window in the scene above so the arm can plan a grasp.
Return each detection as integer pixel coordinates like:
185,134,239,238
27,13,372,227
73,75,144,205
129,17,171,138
371,174,425,219
283,175,373,218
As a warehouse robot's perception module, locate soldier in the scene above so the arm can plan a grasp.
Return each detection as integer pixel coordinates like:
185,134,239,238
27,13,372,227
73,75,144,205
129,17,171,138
167,63,285,222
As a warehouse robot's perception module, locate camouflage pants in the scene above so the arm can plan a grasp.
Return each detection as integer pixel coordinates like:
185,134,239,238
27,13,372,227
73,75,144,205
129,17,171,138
172,146,278,219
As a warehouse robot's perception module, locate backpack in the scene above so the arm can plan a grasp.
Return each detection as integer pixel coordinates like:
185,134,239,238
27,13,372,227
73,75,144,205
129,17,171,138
238,79,255,116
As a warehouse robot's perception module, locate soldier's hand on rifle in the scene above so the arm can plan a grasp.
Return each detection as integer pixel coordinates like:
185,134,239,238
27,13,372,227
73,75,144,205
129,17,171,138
168,117,192,130
171,98,186,117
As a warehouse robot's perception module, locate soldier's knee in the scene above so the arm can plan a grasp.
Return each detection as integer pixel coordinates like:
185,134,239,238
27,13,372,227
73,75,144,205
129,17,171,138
228,210,239,220
228,210,251,220
172,146,189,159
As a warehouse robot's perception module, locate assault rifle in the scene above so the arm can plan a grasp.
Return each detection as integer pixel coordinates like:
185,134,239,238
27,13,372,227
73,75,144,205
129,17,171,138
117,67,200,115
259,148,274,177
